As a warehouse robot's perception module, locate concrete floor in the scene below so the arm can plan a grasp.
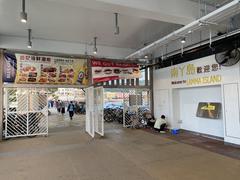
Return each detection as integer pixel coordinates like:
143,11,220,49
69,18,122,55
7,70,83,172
48,108,85,129
0,121,240,180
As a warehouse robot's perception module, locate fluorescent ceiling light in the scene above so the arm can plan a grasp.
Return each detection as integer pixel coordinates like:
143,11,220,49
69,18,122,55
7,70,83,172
27,41,32,48
181,37,186,44
20,0,27,23
93,48,97,54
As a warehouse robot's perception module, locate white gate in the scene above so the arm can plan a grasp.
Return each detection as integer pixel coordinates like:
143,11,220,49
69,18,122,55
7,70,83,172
4,88,48,138
85,87,95,138
94,87,104,136
85,86,104,138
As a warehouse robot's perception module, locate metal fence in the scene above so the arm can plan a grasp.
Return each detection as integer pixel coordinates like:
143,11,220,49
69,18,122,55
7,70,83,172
3,88,48,138
123,89,150,128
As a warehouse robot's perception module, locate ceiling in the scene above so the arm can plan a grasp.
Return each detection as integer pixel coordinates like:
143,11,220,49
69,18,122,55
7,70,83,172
0,0,183,50
1,0,231,51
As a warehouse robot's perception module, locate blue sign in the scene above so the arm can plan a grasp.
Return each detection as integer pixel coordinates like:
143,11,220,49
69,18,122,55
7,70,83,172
3,53,17,83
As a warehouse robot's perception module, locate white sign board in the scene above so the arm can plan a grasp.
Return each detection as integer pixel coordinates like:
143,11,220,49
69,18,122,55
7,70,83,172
170,56,222,88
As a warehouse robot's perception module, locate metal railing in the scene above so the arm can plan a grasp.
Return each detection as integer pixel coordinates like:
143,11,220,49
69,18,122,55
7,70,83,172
123,89,150,128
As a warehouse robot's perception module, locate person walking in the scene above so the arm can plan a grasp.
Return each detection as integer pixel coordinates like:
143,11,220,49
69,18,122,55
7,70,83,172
67,101,75,120
60,101,65,115
56,100,61,113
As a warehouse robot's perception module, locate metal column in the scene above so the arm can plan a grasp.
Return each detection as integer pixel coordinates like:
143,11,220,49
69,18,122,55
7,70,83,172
0,50,3,141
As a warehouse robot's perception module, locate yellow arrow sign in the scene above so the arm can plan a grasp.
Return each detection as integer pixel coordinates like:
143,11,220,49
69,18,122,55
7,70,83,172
201,104,215,111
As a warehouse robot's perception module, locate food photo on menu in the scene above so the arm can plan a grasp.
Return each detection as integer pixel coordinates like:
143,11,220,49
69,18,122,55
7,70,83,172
133,68,140,75
113,69,121,74
39,65,57,83
103,69,113,75
18,64,38,83
122,69,132,74
58,66,75,84
94,69,102,74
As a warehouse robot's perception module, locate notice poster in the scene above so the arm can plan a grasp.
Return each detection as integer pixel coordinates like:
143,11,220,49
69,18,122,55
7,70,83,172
196,102,221,119
15,54,88,85
91,59,141,83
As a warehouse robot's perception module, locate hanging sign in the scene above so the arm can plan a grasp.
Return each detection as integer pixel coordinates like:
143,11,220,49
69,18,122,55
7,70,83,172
14,54,88,85
91,59,141,83
170,56,222,88
3,53,17,83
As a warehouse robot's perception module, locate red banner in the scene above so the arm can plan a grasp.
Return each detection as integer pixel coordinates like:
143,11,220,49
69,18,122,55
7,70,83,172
91,59,141,83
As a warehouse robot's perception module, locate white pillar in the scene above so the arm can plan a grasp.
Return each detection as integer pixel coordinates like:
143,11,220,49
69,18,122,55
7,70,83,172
0,50,3,141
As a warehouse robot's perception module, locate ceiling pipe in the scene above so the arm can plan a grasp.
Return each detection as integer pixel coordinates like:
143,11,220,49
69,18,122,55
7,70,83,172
93,37,97,54
162,27,240,61
126,0,240,59
27,29,32,48
141,30,240,69
114,13,120,35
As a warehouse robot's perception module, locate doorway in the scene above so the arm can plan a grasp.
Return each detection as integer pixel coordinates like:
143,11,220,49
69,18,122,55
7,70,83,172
47,88,86,131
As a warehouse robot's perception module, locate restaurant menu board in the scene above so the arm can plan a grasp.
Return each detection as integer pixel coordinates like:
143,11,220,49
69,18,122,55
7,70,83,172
91,59,141,83
15,54,88,85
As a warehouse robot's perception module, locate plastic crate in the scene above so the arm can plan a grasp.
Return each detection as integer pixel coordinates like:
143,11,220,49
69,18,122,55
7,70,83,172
171,128,180,135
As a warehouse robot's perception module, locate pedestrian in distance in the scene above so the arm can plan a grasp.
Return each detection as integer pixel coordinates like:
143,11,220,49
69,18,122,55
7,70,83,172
56,100,61,113
67,101,75,120
61,101,65,115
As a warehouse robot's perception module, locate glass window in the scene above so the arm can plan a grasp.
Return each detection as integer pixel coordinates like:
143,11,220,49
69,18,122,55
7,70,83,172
139,69,145,86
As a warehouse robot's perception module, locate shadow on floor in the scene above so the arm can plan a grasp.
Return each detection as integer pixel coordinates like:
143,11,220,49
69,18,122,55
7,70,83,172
144,128,240,160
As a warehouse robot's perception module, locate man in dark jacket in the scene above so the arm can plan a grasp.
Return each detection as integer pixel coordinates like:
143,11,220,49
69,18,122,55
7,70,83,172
67,101,75,120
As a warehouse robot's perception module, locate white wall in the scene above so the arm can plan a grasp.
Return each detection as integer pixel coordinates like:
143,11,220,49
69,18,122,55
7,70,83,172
153,55,240,145
0,35,135,59
154,89,170,119
178,86,223,137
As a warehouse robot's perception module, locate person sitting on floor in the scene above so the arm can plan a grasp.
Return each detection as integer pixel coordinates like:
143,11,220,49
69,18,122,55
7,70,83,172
144,112,155,127
154,115,167,133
